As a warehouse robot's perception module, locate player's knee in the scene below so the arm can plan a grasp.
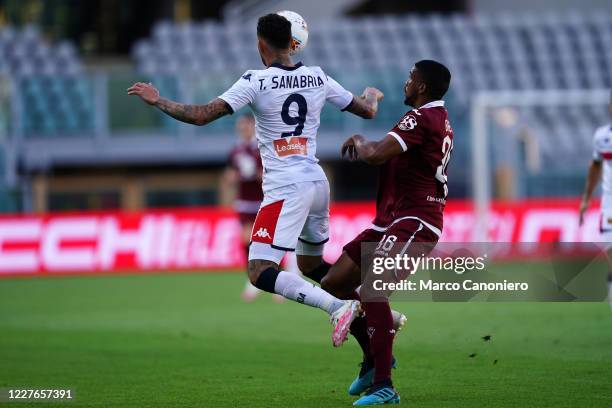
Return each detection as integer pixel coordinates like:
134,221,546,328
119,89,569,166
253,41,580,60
247,261,263,285
247,259,280,288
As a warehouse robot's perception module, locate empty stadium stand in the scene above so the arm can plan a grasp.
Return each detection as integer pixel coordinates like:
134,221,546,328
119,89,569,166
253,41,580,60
132,12,611,171
0,12,609,206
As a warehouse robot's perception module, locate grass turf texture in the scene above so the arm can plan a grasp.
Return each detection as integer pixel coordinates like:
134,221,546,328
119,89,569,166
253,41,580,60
0,272,611,408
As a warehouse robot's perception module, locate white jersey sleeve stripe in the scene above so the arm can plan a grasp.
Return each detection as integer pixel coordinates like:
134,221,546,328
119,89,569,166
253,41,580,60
388,131,408,152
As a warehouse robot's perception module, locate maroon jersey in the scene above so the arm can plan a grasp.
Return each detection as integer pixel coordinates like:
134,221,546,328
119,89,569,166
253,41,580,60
228,141,264,213
373,100,453,235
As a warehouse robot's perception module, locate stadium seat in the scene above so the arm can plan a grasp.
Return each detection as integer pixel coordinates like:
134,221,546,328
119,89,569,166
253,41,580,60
133,12,610,172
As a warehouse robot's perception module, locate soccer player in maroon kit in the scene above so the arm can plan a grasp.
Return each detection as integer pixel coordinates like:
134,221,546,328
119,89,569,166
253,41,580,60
224,114,301,302
221,114,265,301
320,60,453,405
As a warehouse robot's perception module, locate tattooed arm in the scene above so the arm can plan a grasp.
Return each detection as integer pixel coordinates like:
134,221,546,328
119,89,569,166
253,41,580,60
155,97,231,126
127,82,232,126
343,87,384,119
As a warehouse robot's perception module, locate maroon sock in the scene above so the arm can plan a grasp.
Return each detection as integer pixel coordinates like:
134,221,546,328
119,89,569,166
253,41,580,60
350,316,373,364
346,290,373,363
363,300,395,384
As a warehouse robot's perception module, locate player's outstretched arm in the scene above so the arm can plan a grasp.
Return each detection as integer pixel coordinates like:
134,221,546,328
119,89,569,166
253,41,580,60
344,87,384,119
127,82,231,126
341,134,403,165
579,159,603,225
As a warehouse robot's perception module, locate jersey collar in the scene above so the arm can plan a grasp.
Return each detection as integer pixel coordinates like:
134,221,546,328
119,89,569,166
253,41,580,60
270,61,303,71
419,100,445,109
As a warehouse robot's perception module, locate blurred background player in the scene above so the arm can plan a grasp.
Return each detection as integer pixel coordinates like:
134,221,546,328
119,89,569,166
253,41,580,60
220,114,264,301
579,91,612,309
221,113,298,302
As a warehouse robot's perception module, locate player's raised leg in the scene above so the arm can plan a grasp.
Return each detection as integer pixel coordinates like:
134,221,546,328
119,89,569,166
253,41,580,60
247,258,343,312
295,180,370,347
247,181,360,333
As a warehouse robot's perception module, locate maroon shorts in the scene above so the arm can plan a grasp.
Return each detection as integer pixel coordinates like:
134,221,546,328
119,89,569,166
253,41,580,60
343,218,439,268
238,212,257,226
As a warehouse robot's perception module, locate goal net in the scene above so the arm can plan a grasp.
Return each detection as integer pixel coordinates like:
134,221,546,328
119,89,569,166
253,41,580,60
470,89,611,240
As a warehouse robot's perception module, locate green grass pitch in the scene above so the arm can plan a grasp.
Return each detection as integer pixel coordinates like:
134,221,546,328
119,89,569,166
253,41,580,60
0,271,611,407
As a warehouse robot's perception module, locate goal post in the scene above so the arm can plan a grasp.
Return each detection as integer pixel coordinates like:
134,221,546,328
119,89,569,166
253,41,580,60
470,89,611,241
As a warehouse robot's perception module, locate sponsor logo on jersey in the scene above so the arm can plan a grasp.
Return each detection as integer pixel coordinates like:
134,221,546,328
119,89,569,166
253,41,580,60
253,227,272,239
398,114,417,131
273,137,308,157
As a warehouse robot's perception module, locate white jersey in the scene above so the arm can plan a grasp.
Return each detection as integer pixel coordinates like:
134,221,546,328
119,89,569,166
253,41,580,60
592,123,612,208
219,62,353,192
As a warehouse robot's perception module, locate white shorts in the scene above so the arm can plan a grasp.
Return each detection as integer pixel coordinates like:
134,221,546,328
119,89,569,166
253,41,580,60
248,180,330,264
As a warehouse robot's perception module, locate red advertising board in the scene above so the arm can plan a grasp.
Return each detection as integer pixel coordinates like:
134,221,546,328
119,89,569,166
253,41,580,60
0,199,602,276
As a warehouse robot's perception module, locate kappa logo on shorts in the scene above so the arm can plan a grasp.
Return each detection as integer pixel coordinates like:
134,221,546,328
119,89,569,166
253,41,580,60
251,200,284,244
253,227,272,239
273,137,308,157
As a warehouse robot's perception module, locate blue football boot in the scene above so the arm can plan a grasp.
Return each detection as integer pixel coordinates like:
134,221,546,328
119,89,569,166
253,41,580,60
348,357,397,396
353,383,400,406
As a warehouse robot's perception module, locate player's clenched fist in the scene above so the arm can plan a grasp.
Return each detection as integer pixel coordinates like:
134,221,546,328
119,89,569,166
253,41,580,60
127,82,160,105
341,135,360,161
363,87,384,102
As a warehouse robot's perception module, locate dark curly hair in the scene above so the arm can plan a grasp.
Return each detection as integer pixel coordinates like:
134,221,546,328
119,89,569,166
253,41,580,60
257,13,292,50
415,60,451,100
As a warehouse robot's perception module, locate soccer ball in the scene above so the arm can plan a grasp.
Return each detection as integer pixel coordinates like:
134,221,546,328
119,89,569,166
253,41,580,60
277,10,308,55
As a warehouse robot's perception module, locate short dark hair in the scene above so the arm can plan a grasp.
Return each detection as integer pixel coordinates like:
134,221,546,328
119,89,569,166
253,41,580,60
257,13,292,50
415,60,451,100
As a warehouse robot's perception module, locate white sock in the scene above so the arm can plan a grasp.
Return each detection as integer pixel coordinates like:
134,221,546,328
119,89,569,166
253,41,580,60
274,271,344,314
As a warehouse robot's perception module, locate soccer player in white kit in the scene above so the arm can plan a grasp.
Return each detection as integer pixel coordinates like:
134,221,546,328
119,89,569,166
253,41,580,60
128,13,385,344
579,92,612,309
